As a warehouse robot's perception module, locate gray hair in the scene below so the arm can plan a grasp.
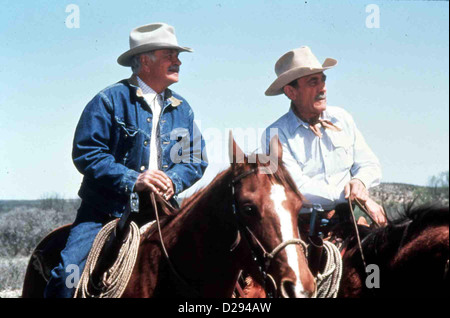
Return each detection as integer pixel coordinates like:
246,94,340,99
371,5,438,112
130,52,157,75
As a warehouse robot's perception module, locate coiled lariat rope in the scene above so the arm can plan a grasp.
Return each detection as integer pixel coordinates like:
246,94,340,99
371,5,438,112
315,241,343,298
74,219,140,298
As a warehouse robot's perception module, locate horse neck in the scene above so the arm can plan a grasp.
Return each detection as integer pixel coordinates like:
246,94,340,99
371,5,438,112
176,169,239,250
160,169,244,295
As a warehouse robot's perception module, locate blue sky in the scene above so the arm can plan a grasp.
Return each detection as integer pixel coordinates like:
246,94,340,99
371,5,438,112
0,0,448,200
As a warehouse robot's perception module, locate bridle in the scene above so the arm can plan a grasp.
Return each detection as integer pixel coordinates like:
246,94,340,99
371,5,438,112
229,167,309,298
151,167,309,298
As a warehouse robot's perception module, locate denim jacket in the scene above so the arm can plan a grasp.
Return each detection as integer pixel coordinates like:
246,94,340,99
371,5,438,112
72,75,208,217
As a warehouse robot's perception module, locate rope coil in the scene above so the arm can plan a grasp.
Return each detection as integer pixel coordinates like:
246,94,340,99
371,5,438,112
315,241,343,298
74,219,140,298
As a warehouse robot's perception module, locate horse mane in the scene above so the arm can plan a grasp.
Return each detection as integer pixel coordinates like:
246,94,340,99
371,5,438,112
141,168,234,240
392,203,449,227
179,169,232,211
351,204,449,262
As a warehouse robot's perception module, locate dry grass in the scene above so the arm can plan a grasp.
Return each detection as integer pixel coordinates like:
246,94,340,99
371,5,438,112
0,257,29,297
0,202,78,297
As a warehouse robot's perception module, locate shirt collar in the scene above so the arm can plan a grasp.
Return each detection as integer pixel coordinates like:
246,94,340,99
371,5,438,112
137,76,164,101
287,107,308,134
127,75,183,107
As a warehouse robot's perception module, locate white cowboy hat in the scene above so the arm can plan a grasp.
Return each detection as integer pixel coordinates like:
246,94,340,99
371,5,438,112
265,46,337,96
117,23,193,67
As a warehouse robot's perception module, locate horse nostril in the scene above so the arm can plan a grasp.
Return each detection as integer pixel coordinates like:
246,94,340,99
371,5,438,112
281,280,314,298
281,280,297,298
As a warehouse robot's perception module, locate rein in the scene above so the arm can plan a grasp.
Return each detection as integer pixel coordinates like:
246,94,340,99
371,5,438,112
230,168,309,298
348,198,368,271
348,197,385,269
150,192,202,297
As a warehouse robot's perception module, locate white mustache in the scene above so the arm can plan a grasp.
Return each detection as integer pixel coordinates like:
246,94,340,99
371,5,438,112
315,93,326,100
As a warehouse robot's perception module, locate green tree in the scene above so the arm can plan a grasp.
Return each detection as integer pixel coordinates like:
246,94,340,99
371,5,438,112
414,171,449,205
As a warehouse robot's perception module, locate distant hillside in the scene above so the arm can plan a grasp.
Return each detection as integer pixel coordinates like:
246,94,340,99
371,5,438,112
369,182,449,207
0,199,81,214
0,200,42,213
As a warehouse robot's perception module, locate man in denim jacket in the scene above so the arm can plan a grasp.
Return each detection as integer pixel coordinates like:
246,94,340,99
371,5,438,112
263,46,386,227
44,23,208,297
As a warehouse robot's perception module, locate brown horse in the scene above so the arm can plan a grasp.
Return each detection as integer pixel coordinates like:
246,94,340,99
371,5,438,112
338,204,449,297
22,134,316,298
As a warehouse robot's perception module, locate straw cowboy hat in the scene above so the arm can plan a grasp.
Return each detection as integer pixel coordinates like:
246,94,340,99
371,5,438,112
117,23,193,67
265,46,337,96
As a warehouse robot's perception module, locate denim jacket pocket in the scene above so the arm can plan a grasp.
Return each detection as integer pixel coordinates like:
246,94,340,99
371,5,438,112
116,118,139,164
116,118,139,138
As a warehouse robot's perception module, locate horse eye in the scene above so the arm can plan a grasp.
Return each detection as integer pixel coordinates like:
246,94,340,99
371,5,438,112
242,205,256,215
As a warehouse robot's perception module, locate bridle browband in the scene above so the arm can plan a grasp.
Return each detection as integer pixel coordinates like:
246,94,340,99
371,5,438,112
230,167,309,298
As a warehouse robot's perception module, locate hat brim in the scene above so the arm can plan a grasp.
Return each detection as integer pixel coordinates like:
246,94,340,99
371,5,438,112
265,58,337,96
117,43,193,66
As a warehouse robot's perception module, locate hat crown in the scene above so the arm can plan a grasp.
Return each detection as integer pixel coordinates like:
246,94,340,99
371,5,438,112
118,22,192,66
275,46,323,76
265,46,337,96
129,23,179,49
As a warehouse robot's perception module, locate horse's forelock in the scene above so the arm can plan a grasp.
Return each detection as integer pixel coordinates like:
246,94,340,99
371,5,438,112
255,158,304,202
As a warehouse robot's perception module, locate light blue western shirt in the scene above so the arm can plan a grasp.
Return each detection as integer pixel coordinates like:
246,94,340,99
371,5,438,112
262,106,381,211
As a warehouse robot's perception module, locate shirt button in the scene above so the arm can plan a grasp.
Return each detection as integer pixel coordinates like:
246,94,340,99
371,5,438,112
140,165,146,172
144,140,149,146
162,164,169,169
163,141,170,145
147,117,151,123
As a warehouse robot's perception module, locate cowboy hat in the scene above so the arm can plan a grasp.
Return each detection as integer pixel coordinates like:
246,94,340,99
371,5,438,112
265,46,337,96
117,23,193,67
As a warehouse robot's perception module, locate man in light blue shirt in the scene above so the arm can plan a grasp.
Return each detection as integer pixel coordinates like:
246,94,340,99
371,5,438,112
263,46,386,225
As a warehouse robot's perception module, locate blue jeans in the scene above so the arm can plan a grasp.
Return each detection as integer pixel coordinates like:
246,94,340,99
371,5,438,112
44,202,113,298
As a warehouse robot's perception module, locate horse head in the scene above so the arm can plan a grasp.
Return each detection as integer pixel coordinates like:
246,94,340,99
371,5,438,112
228,132,316,298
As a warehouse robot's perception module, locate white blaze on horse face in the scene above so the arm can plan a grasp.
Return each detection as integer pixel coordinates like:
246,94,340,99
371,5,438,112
270,184,305,296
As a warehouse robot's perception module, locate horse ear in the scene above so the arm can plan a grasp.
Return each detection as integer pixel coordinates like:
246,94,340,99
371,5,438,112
269,135,283,161
228,130,246,165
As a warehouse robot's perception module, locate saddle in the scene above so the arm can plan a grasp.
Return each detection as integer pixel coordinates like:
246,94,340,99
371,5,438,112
30,224,73,283
31,192,178,284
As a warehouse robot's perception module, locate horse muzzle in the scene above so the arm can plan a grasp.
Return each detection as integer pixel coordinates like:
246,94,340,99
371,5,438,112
280,279,316,298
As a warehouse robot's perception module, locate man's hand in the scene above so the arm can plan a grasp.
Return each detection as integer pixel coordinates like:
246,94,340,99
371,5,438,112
344,179,369,202
364,198,387,226
345,178,387,226
134,170,175,200
163,178,175,201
